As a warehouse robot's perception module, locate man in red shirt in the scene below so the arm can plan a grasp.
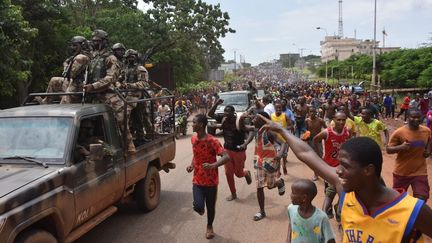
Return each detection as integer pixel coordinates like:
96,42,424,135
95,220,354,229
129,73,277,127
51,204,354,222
396,93,411,122
187,114,230,239
313,112,350,221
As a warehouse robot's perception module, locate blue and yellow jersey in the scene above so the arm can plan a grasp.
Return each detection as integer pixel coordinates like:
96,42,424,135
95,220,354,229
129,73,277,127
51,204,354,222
339,190,424,243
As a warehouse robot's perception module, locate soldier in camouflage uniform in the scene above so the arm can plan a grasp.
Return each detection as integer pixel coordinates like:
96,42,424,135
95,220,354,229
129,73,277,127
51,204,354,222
119,49,151,140
83,30,135,153
41,36,90,104
112,43,126,66
59,36,92,104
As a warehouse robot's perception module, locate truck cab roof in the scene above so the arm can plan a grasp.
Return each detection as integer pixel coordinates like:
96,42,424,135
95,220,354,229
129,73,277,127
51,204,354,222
0,104,112,118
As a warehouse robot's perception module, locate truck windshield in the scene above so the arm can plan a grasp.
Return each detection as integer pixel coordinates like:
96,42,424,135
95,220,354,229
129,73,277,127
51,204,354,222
0,117,71,163
219,93,248,106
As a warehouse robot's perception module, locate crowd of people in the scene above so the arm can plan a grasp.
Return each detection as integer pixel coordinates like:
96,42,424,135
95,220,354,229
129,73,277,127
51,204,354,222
186,65,432,242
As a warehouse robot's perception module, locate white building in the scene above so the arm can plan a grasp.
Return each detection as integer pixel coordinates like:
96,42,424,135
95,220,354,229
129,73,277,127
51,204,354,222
320,36,400,63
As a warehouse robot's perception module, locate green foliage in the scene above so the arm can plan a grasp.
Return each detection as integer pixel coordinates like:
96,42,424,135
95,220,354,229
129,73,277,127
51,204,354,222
315,47,432,89
0,0,234,108
0,0,37,100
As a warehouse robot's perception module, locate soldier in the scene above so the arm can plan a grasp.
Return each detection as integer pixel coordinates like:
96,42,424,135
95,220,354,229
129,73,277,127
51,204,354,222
117,49,149,142
112,43,126,66
40,36,90,104
82,30,136,153
59,36,91,104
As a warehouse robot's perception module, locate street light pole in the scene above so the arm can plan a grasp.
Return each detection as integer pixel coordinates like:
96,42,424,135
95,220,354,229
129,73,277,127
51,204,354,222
316,26,328,83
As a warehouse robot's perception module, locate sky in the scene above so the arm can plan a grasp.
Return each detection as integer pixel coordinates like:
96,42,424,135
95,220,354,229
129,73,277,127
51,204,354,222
140,0,432,66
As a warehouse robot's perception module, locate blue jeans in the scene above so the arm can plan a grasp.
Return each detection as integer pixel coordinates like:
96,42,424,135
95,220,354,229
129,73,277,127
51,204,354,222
193,184,217,227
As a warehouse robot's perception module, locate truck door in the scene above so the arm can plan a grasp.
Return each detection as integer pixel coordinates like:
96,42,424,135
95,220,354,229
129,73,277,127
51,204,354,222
72,114,122,227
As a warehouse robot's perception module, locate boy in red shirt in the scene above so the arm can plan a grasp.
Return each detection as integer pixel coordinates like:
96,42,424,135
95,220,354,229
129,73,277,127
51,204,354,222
313,111,350,221
187,114,230,239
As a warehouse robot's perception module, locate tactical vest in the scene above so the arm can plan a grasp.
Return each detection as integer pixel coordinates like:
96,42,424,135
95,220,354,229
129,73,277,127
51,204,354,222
88,51,111,84
125,65,138,83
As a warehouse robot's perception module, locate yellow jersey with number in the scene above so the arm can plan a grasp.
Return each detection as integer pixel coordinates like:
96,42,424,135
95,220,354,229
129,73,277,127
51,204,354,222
340,190,424,243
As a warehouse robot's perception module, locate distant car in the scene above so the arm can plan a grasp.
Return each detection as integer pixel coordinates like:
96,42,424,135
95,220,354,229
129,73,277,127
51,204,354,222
207,91,252,135
351,81,365,95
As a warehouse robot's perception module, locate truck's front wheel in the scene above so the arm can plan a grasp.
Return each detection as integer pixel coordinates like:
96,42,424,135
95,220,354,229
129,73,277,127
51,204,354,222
15,229,57,243
135,166,161,212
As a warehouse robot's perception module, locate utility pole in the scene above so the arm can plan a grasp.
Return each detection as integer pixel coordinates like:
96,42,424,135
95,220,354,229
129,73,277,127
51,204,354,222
233,49,237,74
338,0,344,38
372,0,377,92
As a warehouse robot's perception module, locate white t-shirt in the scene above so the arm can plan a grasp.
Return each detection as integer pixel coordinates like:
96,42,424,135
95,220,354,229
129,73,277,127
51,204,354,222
264,103,275,116
158,105,171,117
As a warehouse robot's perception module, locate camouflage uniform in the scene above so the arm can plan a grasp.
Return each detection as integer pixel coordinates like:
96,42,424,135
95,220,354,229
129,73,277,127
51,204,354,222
85,30,135,152
60,53,91,104
43,36,90,104
42,59,73,103
121,58,152,139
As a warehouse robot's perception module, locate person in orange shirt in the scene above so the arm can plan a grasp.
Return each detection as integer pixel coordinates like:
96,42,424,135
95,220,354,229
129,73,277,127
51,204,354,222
387,108,431,201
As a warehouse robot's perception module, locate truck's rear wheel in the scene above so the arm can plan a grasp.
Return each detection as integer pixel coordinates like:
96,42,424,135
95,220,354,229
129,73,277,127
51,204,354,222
15,229,57,243
135,166,161,212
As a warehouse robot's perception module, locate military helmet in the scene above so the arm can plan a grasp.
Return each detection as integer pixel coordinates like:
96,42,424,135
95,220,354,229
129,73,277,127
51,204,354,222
70,36,87,44
125,49,139,58
92,29,108,39
112,43,126,50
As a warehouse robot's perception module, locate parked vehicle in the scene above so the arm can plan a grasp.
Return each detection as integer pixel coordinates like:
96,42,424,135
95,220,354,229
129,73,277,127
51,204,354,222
0,92,176,243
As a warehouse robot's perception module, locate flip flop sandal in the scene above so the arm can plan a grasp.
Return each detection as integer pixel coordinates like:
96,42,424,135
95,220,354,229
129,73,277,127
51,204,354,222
278,179,285,196
253,212,266,221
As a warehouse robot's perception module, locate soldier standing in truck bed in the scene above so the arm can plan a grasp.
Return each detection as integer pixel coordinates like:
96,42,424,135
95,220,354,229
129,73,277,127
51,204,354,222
82,29,136,153
117,49,151,143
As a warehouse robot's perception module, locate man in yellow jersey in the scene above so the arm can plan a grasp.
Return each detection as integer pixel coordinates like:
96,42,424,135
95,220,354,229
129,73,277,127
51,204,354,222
271,100,293,175
257,115,432,243
348,107,389,147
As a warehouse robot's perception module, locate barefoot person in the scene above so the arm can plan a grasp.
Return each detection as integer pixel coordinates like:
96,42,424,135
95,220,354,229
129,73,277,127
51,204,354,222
187,114,230,239
208,99,253,201
250,111,286,221
258,115,432,242
287,179,336,243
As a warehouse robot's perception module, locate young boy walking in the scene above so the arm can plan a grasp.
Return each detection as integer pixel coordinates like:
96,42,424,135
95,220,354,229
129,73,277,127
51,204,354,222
287,179,336,243
187,114,230,239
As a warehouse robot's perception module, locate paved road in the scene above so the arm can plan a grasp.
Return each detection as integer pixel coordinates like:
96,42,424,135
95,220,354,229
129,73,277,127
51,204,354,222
76,129,432,243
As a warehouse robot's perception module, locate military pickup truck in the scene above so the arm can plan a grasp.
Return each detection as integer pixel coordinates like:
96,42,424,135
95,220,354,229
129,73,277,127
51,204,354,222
0,94,176,242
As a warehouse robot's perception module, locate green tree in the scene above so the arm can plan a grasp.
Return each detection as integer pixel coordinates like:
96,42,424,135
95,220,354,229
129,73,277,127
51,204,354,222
0,0,37,106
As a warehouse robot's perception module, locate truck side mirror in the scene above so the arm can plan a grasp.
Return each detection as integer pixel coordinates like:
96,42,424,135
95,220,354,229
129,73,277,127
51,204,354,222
89,144,104,161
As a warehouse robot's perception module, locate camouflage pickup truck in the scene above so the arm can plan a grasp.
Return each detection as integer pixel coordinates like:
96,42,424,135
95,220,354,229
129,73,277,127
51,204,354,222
0,103,176,243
